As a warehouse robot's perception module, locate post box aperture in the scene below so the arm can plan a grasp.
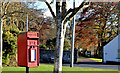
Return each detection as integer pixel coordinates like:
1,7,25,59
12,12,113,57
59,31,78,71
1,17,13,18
17,32,39,67
31,49,36,62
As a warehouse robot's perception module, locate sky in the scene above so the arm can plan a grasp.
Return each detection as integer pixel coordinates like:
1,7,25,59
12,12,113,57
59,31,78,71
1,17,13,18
32,0,84,17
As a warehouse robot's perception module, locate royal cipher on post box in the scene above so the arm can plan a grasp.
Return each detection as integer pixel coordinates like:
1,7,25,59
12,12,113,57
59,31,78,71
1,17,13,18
17,32,39,67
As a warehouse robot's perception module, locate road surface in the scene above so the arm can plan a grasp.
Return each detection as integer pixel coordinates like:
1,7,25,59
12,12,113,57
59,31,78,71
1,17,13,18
64,57,119,70
43,57,119,70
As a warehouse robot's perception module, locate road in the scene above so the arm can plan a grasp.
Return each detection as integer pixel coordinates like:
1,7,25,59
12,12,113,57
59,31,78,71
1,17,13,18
43,57,119,70
63,57,120,70
63,64,119,70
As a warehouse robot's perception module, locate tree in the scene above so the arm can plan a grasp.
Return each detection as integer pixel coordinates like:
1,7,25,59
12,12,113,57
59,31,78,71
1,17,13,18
40,0,90,72
0,2,45,67
75,2,119,58
91,2,118,57
1,2,10,68
0,2,25,66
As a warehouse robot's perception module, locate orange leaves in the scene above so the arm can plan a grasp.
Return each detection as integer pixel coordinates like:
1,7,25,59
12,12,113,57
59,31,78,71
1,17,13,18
74,2,118,49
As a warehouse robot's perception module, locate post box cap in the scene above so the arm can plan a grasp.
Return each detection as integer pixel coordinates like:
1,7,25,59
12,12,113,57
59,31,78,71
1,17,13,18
27,32,39,38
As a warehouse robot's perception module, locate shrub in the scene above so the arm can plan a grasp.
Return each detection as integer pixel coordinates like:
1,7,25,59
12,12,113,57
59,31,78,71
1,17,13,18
2,23,20,66
40,44,48,50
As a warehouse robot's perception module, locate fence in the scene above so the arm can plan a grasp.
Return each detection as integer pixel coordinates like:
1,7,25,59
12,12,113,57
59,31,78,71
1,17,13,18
39,49,77,63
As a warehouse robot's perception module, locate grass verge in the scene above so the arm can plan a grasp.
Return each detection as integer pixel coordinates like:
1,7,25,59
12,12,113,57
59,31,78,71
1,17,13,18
88,58,102,62
2,64,117,71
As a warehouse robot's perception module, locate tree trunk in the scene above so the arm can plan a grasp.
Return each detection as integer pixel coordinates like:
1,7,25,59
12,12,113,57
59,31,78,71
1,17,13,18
0,2,9,69
45,0,90,72
54,1,64,73
0,17,2,69
97,33,100,58
0,4,3,69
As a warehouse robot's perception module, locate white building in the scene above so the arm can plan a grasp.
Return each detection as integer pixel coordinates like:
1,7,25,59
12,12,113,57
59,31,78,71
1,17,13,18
103,34,120,63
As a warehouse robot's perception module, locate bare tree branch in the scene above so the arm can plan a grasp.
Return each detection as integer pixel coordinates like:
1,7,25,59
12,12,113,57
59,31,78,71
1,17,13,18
63,0,90,24
62,8,73,20
4,2,9,14
1,2,32,19
2,11,24,18
50,0,54,5
62,1,67,18
2,2,9,18
45,1,56,18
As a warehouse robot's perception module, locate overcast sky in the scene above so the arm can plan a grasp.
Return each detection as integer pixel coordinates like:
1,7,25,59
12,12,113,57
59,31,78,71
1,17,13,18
32,0,84,17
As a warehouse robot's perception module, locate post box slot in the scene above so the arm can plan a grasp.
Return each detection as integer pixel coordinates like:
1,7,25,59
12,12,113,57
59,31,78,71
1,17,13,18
30,48,36,62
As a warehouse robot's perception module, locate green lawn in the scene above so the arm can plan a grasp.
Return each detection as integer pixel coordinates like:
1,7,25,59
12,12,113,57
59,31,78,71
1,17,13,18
1,64,118,73
88,58,103,62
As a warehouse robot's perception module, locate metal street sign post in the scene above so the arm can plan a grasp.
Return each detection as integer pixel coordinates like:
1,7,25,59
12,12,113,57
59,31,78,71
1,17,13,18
26,14,29,73
70,0,75,67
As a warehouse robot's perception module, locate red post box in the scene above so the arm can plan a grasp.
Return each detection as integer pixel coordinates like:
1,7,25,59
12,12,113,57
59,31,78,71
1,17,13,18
17,32,39,67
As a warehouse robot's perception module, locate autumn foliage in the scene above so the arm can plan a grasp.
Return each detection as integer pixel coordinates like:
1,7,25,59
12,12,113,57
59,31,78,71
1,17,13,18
75,2,119,57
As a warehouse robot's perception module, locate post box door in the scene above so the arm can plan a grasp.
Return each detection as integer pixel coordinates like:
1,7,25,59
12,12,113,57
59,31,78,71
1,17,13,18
28,46,39,67
27,45,39,67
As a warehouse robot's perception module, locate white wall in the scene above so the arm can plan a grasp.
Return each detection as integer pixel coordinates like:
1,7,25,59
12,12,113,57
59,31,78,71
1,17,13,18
103,34,120,63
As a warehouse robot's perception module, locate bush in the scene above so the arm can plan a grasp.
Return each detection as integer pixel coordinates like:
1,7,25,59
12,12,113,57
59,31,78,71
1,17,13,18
40,44,48,50
2,23,20,66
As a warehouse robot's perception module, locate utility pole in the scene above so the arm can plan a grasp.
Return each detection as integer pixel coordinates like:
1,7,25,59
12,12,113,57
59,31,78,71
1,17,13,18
70,0,75,67
26,14,28,32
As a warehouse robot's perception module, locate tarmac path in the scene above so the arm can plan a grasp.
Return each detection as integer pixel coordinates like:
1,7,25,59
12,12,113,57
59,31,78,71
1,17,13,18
42,57,119,70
